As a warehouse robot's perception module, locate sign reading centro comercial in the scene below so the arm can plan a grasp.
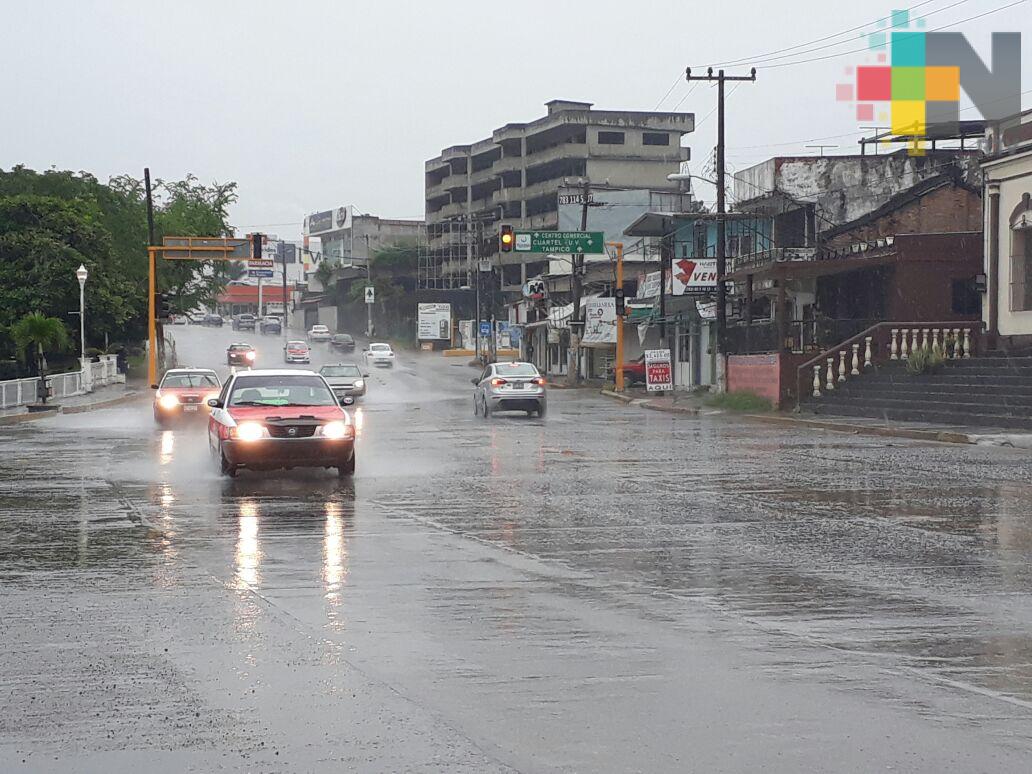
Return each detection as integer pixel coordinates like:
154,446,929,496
514,231,604,255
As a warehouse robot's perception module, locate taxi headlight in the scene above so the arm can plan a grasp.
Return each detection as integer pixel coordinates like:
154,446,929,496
320,421,352,440
353,379,364,389
245,351,256,361
158,393,179,410
233,422,266,442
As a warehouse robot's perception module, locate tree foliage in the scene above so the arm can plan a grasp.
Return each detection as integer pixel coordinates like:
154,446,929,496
0,166,237,361
11,313,71,400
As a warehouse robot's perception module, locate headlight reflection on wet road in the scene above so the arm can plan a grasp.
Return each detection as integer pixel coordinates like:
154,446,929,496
323,501,348,616
159,430,175,465
235,499,261,590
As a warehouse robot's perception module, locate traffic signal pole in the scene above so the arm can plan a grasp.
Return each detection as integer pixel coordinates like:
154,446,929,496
147,247,157,387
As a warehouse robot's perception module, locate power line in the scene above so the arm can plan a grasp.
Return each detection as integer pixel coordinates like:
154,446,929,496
705,0,973,69
760,0,1026,70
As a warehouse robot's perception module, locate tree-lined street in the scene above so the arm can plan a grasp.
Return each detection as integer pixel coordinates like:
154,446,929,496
3,325,1032,771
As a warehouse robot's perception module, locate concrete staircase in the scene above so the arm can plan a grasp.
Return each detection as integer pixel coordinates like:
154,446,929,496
805,356,1032,430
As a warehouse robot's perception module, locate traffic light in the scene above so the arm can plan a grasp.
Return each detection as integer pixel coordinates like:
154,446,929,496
157,293,173,321
251,232,264,259
614,287,626,317
499,224,514,253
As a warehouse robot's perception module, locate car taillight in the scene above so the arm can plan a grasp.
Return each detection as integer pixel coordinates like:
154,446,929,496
491,378,507,387
532,377,545,386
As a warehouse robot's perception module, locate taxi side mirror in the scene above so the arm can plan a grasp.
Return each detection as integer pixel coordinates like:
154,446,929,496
207,398,222,408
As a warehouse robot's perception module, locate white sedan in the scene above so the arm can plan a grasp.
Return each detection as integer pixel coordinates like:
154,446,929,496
307,324,331,342
364,342,396,368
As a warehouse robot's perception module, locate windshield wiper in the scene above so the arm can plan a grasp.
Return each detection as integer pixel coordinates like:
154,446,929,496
230,400,271,407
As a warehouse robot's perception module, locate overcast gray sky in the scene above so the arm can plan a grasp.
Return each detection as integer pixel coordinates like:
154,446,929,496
2,0,1029,239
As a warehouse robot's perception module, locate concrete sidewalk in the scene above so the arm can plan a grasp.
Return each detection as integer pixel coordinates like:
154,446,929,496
0,381,146,425
599,388,1032,448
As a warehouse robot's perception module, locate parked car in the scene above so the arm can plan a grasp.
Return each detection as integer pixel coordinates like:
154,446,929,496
319,363,368,400
227,343,256,366
283,340,311,364
330,333,356,351
188,312,207,325
364,342,395,368
233,314,257,331
260,316,282,334
308,324,331,342
621,355,647,386
207,369,356,478
170,314,187,325
472,361,546,417
204,313,224,327
153,368,221,426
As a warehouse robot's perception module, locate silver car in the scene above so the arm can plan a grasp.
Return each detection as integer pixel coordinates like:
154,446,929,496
472,361,546,417
320,363,368,400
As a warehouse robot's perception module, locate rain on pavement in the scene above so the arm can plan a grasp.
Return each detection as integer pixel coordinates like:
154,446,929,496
3,324,1032,772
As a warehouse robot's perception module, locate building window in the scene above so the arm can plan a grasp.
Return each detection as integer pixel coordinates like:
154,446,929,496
597,131,625,145
1010,228,1032,312
643,132,670,146
952,278,980,315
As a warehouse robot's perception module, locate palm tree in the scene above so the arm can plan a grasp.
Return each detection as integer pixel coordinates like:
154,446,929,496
11,313,70,404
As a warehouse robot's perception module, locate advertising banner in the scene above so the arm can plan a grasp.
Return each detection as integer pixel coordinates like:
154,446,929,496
417,303,452,340
670,258,718,295
582,297,617,345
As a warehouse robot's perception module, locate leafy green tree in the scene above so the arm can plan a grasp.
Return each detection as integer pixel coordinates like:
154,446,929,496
314,260,340,291
0,196,137,354
12,313,71,403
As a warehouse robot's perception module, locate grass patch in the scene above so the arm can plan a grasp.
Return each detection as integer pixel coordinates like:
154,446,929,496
704,391,773,413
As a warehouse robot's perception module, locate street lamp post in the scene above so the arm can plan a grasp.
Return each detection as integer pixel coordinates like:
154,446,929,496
76,264,90,392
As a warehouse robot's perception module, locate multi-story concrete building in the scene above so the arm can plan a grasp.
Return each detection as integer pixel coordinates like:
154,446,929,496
424,100,694,287
304,206,423,265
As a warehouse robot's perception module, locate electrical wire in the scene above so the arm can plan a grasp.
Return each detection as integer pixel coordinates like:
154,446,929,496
760,0,1026,70
704,0,975,69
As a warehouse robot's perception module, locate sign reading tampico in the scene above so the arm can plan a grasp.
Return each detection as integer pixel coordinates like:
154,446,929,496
513,231,604,255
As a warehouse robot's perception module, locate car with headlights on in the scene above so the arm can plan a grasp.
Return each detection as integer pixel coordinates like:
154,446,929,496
227,343,256,367
153,368,221,426
319,363,368,400
206,369,356,478
364,342,395,368
283,340,311,364
472,361,546,417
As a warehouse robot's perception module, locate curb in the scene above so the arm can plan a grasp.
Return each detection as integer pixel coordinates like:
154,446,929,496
0,391,146,426
744,413,976,445
599,389,702,415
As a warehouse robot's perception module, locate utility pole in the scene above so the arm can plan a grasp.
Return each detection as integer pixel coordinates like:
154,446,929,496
567,178,590,385
280,241,289,335
363,234,373,337
144,168,158,388
685,67,756,391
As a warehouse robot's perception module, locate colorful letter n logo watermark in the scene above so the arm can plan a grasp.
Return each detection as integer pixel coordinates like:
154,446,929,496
836,8,1020,154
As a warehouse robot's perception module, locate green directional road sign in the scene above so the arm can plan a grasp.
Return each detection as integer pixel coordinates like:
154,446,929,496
513,231,605,254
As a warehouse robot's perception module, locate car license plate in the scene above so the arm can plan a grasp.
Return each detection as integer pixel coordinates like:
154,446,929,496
512,382,525,389
184,405,198,412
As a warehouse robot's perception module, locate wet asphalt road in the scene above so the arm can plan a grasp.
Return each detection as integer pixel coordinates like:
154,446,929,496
3,325,1032,772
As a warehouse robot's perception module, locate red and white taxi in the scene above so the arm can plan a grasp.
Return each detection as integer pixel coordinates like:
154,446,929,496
153,368,221,426
206,369,356,478
283,340,311,364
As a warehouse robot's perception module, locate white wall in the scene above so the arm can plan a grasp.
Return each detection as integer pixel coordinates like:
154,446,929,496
984,150,1032,337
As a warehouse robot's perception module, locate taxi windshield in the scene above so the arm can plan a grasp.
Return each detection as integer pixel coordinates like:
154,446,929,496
161,373,219,388
229,375,336,407
321,365,361,377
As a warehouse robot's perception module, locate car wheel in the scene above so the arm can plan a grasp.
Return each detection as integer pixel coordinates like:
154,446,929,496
337,449,356,477
219,445,237,478
537,402,547,418
473,396,480,416
482,400,490,419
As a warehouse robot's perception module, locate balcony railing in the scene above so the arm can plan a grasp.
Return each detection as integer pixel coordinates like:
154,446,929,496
731,247,817,274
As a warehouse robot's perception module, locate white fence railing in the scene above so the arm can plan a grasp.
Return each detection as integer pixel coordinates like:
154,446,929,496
0,355,123,410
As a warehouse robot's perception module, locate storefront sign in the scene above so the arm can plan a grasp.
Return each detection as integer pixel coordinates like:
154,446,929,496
645,349,673,392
